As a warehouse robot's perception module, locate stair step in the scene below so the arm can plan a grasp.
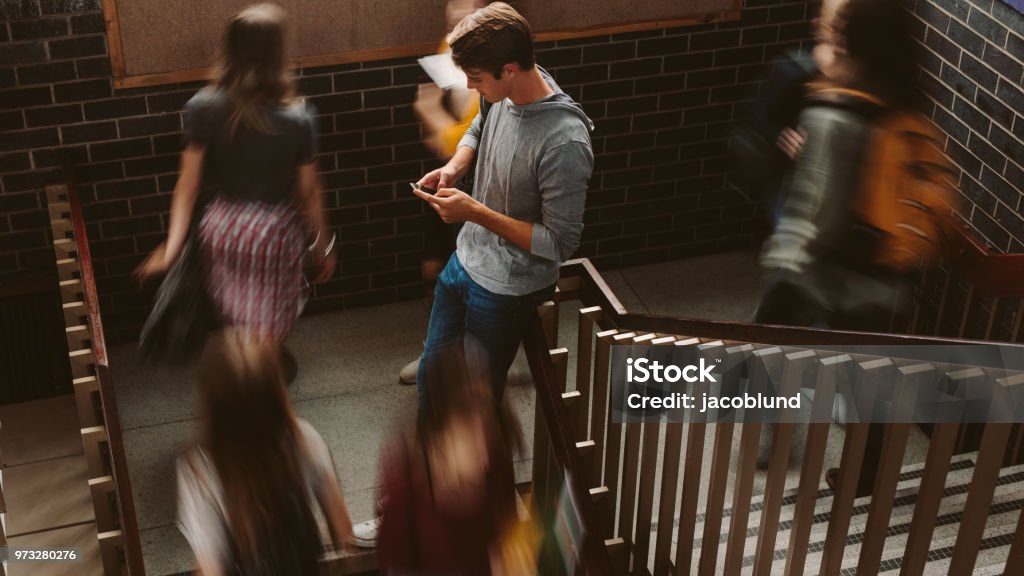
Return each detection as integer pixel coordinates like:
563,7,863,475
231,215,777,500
5,521,103,576
0,395,82,467
3,453,94,537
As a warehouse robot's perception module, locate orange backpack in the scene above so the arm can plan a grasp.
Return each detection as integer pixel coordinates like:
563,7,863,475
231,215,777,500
816,88,961,272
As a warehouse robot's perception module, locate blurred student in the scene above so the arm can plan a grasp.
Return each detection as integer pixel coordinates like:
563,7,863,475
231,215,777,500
376,341,530,575
756,0,956,494
398,0,488,386
136,4,334,378
177,329,354,575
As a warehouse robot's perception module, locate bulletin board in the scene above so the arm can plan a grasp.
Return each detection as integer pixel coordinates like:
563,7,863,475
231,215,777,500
101,0,742,89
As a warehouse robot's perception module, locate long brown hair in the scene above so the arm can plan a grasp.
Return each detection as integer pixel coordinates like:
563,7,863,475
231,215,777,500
196,330,320,574
216,3,296,137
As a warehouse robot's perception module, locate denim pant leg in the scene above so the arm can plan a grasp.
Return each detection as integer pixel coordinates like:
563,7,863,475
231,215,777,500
417,255,466,408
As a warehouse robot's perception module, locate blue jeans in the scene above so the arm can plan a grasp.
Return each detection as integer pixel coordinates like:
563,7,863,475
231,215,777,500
417,254,554,406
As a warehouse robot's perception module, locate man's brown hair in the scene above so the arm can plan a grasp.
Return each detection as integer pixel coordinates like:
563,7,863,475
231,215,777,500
448,2,534,79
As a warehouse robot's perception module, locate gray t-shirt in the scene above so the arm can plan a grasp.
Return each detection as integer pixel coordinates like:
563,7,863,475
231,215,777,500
183,87,318,205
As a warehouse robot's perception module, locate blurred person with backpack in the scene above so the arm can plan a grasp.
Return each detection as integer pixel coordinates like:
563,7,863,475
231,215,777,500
754,0,959,495
177,329,355,575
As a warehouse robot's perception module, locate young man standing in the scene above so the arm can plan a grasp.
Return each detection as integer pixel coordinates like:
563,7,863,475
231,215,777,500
412,2,594,403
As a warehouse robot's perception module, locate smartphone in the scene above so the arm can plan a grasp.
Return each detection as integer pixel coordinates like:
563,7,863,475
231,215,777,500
410,182,437,195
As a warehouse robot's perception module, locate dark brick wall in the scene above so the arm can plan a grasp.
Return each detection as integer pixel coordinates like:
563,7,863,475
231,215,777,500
913,0,1024,251
2,0,826,343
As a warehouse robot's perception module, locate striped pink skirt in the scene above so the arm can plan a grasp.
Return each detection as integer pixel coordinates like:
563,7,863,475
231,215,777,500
199,198,306,342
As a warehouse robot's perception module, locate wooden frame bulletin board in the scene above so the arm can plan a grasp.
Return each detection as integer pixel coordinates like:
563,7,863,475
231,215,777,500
102,1,742,90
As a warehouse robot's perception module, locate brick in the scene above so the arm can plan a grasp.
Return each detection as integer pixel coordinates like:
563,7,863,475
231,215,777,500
684,104,733,125
324,168,367,189
81,199,129,221
101,215,162,238
153,134,182,155
297,75,332,97
73,160,121,183
130,194,171,215
90,137,152,162
940,62,978,100
0,43,48,66
960,174,997,214
971,208,1010,248
10,18,67,41
48,35,106,60
658,88,709,111
0,24,7,43
663,52,714,73
605,132,656,153
0,69,13,90
556,64,609,84
980,165,1020,209
60,120,115,144
17,61,77,85
714,46,764,67
946,139,982,177
636,36,688,57
321,132,364,152
632,111,681,132
967,8,1007,47
54,78,111,102
0,86,53,110
582,42,637,64
932,104,970,144
558,35,610,48
605,95,658,117
932,0,969,21
687,68,737,89
367,161,421,184
656,125,705,147
362,86,416,108
392,104,417,125
953,97,989,138
778,22,812,42
0,230,46,252
338,146,392,169
768,4,806,23
118,113,181,137
582,79,634,101
365,124,419,147
710,83,757,104
9,206,47,230
975,89,1013,130
742,25,779,45
146,91,193,113
948,19,986,55
0,128,59,152
968,132,1006,172
94,177,157,201
959,52,997,88
594,117,631,136
0,152,32,173
84,97,147,120
925,27,963,64
367,199,421,221
392,64,424,86
70,13,104,35
537,47,582,68
125,154,179,177
338,220,395,242
916,1,951,33
921,71,955,108
333,108,389,132
25,103,83,127
1006,161,1024,194
992,2,1024,38
630,146,679,167
39,0,101,14
75,56,111,79
611,29,664,42
32,145,86,167
989,125,1024,171
0,191,39,212
333,69,391,91
996,79,1024,115
690,30,740,51
633,73,686,95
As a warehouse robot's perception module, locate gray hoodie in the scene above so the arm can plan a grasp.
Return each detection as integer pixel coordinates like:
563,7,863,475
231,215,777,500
456,69,594,296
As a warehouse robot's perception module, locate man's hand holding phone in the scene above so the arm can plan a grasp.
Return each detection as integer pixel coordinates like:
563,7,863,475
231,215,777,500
411,180,480,224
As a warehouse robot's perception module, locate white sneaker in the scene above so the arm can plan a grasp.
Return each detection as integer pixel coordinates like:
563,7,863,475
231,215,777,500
350,517,380,548
399,357,420,385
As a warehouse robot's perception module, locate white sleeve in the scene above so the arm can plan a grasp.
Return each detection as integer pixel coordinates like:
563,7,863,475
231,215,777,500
177,452,229,576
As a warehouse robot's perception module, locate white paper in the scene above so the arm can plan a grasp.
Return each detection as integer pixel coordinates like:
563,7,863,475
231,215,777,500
417,52,467,90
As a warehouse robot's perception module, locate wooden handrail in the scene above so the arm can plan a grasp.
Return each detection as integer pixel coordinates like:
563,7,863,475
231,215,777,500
559,258,1003,348
945,223,1024,298
64,168,146,576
